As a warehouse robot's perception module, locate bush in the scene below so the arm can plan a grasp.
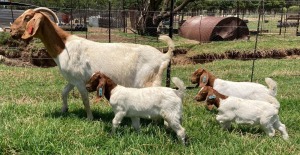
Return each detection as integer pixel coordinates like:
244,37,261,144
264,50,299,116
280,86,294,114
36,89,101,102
0,32,10,45
288,6,300,13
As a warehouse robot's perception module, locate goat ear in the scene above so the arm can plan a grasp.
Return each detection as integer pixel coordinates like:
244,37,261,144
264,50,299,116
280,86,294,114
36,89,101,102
199,71,209,87
95,85,106,101
96,78,106,99
206,94,216,110
22,13,42,39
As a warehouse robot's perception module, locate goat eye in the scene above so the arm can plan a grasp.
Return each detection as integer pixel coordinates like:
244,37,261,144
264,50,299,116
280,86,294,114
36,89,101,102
24,16,32,22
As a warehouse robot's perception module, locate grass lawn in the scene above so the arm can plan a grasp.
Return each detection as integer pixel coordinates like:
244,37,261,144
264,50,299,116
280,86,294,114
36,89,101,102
0,57,299,154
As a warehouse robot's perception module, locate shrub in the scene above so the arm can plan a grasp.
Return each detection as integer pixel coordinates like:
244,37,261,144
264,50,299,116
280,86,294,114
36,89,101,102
288,6,300,13
0,32,10,45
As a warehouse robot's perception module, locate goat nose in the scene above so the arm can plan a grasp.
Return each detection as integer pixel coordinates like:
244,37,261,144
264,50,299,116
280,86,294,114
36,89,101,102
11,34,18,39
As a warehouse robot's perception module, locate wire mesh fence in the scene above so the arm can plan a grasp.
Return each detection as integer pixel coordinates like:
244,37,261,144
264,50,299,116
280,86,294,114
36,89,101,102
1,1,300,86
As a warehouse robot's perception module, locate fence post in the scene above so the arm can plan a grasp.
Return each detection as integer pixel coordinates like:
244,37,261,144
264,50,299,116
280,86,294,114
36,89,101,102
251,0,263,82
296,11,300,35
279,6,283,35
122,0,126,33
85,0,88,39
109,0,111,43
10,0,14,22
70,0,73,34
166,0,174,87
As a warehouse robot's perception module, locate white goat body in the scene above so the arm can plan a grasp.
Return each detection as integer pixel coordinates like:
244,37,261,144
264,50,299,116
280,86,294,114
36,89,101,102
191,68,280,109
110,78,186,144
57,35,173,88
213,78,280,109
216,96,289,140
86,73,186,144
10,8,175,120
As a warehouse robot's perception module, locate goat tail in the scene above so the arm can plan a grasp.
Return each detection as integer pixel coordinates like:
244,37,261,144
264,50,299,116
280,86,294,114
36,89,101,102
171,77,186,93
265,77,277,97
159,35,175,58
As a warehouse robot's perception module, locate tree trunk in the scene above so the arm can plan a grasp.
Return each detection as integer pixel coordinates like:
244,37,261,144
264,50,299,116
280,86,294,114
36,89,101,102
136,0,194,36
137,14,161,36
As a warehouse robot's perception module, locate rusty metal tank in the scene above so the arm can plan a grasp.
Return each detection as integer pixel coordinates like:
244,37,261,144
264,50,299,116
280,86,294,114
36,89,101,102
179,16,249,42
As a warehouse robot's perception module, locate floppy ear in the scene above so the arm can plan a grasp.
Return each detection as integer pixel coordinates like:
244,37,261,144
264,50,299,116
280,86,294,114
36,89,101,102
206,94,216,110
199,70,209,87
22,13,43,39
96,77,106,99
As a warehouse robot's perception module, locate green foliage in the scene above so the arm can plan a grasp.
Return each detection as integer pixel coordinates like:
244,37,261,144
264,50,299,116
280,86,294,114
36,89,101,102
288,5,300,13
0,32,10,45
186,35,300,56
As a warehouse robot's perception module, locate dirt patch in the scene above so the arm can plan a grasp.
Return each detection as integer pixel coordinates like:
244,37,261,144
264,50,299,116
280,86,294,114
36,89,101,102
187,48,300,64
1,43,300,67
0,37,56,67
1,34,300,67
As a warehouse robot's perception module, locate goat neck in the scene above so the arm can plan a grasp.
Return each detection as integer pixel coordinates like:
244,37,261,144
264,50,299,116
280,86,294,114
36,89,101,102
36,16,70,58
101,75,118,101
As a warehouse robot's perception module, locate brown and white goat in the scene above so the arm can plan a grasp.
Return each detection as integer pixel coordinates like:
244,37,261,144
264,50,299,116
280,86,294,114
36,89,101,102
195,86,289,140
86,72,187,144
191,68,280,109
10,7,175,120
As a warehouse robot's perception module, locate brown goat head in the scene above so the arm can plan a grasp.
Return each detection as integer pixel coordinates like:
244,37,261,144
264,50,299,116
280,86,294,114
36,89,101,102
191,68,209,87
86,72,107,99
10,8,58,41
194,86,219,110
10,9,36,40
194,86,209,102
85,71,118,101
86,72,101,92
191,68,203,84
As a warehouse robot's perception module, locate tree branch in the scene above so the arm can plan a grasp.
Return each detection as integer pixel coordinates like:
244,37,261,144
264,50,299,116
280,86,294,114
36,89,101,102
154,0,194,25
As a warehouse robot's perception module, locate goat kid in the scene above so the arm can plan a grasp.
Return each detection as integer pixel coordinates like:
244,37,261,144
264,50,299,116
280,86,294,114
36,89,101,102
86,72,187,144
191,68,280,109
195,86,289,140
10,7,175,120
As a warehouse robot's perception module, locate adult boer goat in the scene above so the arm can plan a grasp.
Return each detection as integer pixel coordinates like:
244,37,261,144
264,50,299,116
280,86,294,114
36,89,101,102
10,7,175,120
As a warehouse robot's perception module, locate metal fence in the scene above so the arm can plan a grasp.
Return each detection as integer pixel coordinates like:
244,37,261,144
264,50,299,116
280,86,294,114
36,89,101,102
1,1,300,86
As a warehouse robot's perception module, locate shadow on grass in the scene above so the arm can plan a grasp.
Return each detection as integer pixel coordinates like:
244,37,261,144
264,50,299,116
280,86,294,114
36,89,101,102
43,108,114,123
43,108,187,143
43,108,165,128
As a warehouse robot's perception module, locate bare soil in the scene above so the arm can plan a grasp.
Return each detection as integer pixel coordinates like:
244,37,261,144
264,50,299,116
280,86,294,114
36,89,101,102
1,34,300,67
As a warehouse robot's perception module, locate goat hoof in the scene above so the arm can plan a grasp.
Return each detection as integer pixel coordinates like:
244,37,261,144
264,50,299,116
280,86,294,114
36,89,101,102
87,115,94,120
183,135,189,146
61,107,68,113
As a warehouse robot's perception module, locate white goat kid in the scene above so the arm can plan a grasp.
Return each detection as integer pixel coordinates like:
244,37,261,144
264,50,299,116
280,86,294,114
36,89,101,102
10,7,175,120
195,86,289,140
85,72,187,144
191,68,280,109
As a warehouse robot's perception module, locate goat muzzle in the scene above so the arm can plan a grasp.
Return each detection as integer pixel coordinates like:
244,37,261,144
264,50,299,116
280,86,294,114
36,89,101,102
194,95,205,102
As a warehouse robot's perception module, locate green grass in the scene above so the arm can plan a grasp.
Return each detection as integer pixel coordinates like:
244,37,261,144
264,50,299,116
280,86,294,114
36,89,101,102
0,58,299,154
185,34,300,57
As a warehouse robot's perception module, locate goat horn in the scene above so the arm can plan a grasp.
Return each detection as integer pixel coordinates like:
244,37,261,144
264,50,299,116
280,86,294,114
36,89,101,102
33,7,59,24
